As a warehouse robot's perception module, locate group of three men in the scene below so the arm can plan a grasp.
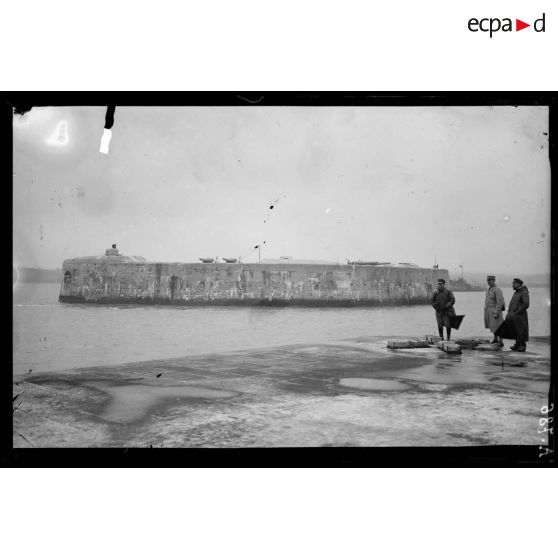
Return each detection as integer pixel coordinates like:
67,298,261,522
430,276,530,352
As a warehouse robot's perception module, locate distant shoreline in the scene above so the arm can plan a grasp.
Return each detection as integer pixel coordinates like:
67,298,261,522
14,268,62,284
14,267,550,288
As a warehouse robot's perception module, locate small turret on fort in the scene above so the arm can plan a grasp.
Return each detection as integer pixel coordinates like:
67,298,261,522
105,244,119,256
59,246,449,307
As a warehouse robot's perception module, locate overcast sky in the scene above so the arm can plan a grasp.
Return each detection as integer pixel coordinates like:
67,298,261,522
13,105,550,277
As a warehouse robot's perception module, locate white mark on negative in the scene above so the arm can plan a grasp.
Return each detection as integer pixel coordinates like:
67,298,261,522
99,128,112,154
46,120,69,146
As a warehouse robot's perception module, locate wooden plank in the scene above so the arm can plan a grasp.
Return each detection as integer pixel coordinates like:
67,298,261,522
437,341,462,354
388,339,431,349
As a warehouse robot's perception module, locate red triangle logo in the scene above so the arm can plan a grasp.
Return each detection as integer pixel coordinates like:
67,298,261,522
516,19,530,31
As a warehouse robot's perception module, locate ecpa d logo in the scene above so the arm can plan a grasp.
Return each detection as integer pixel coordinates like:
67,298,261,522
468,13,546,37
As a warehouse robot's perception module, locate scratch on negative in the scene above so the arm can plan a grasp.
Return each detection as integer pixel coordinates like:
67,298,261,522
19,434,34,447
237,95,264,104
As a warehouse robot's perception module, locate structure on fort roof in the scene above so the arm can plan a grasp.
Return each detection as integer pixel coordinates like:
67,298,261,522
59,245,449,307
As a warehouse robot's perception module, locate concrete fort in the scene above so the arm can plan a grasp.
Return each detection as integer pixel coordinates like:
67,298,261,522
59,246,449,307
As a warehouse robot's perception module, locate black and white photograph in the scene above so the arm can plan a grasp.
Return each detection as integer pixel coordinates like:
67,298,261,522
10,95,553,463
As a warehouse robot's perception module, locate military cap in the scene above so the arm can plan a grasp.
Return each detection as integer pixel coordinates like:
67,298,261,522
512,278,523,284
437,278,446,284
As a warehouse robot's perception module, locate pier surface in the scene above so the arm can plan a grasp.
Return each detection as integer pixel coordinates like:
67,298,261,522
13,336,551,448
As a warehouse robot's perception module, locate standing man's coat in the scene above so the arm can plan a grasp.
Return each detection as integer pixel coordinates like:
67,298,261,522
484,284,505,333
431,286,456,329
506,284,530,342
496,283,530,344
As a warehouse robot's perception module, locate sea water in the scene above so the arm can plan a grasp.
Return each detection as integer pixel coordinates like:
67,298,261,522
13,283,551,375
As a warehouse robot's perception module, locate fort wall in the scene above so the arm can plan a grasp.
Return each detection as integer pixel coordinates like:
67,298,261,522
59,258,449,306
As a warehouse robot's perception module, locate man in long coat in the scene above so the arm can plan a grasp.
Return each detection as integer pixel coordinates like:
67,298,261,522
495,278,530,352
484,275,505,345
431,278,456,341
